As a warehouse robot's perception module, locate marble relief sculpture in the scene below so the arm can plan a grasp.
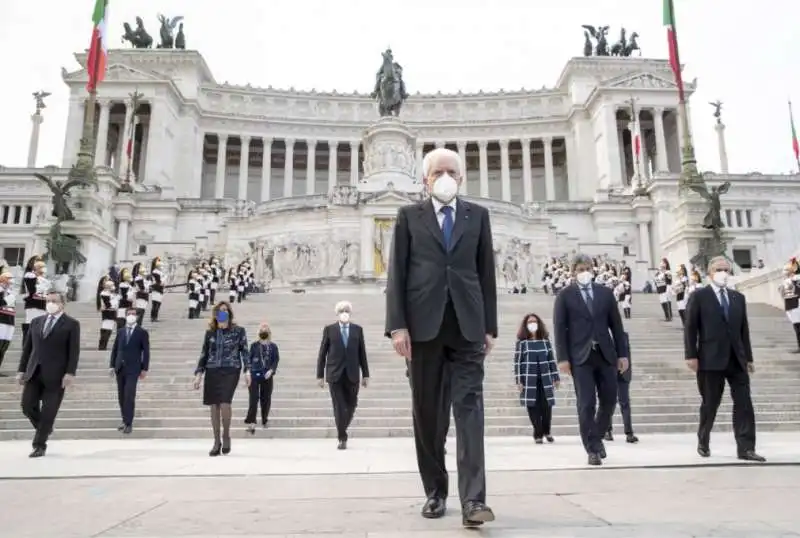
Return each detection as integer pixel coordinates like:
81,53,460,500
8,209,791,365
372,218,395,275
249,234,361,286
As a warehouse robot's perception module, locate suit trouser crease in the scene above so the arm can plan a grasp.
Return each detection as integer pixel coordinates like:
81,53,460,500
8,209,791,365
116,372,139,427
245,377,274,424
572,350,619,454
409,308,486,506
526,376,552,438
696,357,756,452
608,380,633,435
21,371,65,449
329,377,359,441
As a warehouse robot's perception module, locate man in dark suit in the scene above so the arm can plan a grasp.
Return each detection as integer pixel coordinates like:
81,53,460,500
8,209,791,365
684,256,765,462
316,300,369,450
15,291,80,458
604,331,639,443
385,148,497,528
109,307,150,434
553,253,628,466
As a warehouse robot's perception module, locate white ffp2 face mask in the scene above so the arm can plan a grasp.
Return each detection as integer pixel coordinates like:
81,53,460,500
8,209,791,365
712,271,729,287
431,174,458,203
576,271,593,286
45,302,60,315
126,315,137,325
526,323,538,335
339,312,350,323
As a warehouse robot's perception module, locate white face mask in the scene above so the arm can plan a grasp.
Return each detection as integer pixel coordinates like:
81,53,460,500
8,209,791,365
431,173,458,203
126,314,137,325
526,322,538,335
576,271,593,286
338,312,350,323
45,302,60,315
39,268,47,275
712,270,729,287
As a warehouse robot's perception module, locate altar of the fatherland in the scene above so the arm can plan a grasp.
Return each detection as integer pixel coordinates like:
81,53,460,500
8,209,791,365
0,46,798,300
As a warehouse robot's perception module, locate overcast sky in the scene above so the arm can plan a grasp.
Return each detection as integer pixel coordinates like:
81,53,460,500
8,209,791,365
0,0,798,174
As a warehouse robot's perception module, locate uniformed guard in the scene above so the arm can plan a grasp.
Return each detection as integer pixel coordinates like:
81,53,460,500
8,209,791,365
117,268,135,329
187,268,201,319
149,257,165,322
97,275,119,350
779,263,800,352
0,265,16,372
132,262,150,326
227,267,239,303
615,274,632,319
21,255,48,343
654,258,673,322
674,264,690,326
209,256,221,305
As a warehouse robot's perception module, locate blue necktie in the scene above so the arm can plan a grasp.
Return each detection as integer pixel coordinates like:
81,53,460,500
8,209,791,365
581,286,594,313
341,325,349,347
720,289,729,320
441,206,454,250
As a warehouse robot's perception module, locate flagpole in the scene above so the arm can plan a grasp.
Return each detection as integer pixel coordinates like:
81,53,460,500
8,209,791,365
123,89,143,190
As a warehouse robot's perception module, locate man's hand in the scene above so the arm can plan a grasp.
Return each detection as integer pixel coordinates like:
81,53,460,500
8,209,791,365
244,372,251,387
686,359,699,373
617,357,629,374
392,329,411,359
317,378,325,389
62,374,74,389
15,373,24,386
484,334,494,354
139,371,147,381
108,368,115,378
362,377,369,388
747,363,755,374
558,362,571,376
192,374,202,390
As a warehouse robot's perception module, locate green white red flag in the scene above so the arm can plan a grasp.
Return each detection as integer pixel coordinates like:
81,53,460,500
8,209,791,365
790,101,800,166
86,0,109,92
663,0,685,102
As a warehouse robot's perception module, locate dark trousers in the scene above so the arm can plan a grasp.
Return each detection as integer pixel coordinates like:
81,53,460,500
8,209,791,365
526,377,552,438
0,339,10,369
329,377,359,441
407,359,451,448
21,369,65,449
571,349,618,454
209,289,216,305
21,323,30,344
696,357,756,453
116,372,139,427
245,376,274,425
793,323,800,349
409,301,486,506
99,328,113,350
150,301,162,321
608,379,634,435
135,308,145,327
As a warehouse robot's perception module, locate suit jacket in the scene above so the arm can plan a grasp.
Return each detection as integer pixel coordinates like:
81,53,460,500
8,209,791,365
18,313,81,388
683,285,753,370
384,197,498,343
316,322,369,383
552,282,626,366
109,325,150,375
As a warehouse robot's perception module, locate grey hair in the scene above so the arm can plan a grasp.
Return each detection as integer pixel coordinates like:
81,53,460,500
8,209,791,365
707,256,730,271
571,253,593,272
47,290,66,304
421,148,463,178
334,300,352,314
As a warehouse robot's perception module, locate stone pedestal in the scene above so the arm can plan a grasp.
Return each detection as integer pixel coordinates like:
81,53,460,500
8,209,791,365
358,117,423,194
660,193,728,268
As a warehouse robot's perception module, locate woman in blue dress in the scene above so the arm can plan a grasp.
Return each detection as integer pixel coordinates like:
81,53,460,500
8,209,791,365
514,313,560,444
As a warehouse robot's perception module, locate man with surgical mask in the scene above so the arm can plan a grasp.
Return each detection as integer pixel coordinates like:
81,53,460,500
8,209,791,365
16,291,81,457
683,256,765,462
109,307,150,434
552,253,628,466
316,300,370,450
385,147,498,528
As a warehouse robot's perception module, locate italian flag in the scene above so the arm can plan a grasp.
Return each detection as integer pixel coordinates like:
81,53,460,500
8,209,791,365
791,101,800,165
86,0,109,92
663,0,686,102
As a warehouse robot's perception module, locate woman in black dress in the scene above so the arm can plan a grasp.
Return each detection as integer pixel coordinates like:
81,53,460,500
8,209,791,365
193,301,248,456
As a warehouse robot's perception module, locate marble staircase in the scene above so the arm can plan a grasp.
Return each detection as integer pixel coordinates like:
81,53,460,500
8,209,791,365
0,292,799,440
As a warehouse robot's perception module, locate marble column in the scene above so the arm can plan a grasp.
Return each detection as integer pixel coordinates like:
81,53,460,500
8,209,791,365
521,138,532,202
349,141,359,186
637,117,649,180
261,137,273,202
214,134,228,199
638,221,652,267
189,129,204,198
457,141,468,195
716,122,729,174
94,100,111,166
653,107,669,173
115,219,130,260
499,140,511,202
618,127,629,183
238,136,250,200
119,101,135,179
61,98,85,168
306,139,317,195
415,144,424,182
605,107,623,188
283,138,295,198
327,141,338,192
137,123,149,182
478,141,489,198
543,137,555,201
27,114,43,168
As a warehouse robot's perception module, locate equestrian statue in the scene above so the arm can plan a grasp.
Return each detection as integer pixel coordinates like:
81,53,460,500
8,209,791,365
370,48,409,117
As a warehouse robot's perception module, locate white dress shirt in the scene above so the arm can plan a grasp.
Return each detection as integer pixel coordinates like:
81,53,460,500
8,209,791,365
710,283,728,305
431,197,457,229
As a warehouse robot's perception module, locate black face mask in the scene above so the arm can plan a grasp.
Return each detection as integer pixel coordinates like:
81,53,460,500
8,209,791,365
259,332,270,340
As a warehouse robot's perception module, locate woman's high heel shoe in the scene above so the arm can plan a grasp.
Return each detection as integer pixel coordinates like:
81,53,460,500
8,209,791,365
209,441,222,457
221,436,231,455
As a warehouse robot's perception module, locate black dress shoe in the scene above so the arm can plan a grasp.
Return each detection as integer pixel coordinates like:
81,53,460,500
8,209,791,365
29,447,46,458
421,497,446,519
545,435,554,443
626,434,639,444
738,450,766,462
599,447,607,459
122,425,132,434
337,440,347,450
221,437,231,455
534,437,543,444
587,453,602,466
209,442,222,457
462,501,494,527
697,445,711,458
604,431,614,442
117,424,125,432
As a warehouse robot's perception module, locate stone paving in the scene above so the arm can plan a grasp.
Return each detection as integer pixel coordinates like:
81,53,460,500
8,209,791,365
1,434,799,537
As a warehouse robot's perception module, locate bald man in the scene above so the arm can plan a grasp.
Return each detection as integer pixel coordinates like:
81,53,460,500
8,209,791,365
386,148,497,528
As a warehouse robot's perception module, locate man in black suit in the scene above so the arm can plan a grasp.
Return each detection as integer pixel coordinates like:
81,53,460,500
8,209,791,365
109,307,150,434
553,253,628,466
385,147,497,528
316,300,369,450
15,291,80,458
604,332,639,444
684,256,765,462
